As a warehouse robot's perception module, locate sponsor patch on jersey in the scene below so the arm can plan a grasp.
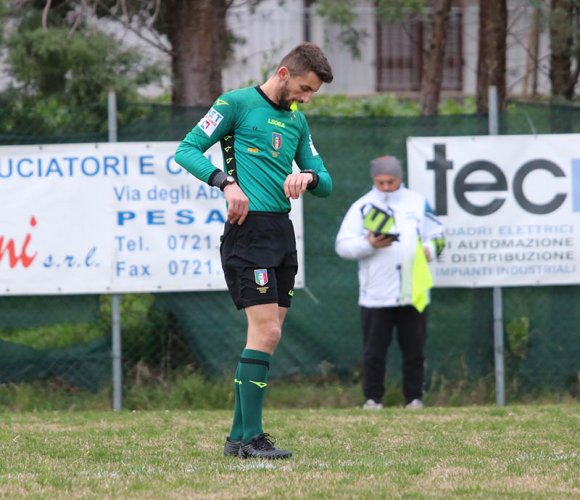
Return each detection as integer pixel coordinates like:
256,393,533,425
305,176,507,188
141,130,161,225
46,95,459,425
272,132,282,150
248,147,259,153
197,107,224,137
308,134,319,156
254,269,269,286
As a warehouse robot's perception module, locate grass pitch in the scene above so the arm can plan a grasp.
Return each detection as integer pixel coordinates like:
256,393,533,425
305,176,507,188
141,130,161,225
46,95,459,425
0,404,578,498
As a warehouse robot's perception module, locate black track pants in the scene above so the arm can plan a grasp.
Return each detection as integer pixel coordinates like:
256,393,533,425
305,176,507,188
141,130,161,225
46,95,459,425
360,305,427,404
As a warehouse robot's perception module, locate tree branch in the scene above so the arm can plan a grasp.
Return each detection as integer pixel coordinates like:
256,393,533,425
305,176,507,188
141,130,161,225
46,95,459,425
93,0,171,54
42,0,52,30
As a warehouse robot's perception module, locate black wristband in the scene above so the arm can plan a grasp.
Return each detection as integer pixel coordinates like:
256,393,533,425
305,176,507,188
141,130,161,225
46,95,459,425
208,170,227,189
301,169,319,190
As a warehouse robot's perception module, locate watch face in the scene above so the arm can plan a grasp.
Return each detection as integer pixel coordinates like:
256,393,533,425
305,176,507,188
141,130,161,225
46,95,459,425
221,175,236,191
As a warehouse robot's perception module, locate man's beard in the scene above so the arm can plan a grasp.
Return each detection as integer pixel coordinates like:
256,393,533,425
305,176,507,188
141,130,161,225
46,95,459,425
277,84,293,110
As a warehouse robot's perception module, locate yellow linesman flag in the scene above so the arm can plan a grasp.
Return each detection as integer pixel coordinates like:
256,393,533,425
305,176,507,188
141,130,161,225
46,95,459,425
412,239,433,313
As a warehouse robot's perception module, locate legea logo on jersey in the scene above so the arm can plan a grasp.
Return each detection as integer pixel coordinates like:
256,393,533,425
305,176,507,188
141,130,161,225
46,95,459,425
197,108,224,137
422,143,578,216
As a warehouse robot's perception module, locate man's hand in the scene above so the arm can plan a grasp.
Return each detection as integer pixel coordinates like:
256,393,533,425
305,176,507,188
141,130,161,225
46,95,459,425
224,183,249,225
284,172,314,200
368,232,396,249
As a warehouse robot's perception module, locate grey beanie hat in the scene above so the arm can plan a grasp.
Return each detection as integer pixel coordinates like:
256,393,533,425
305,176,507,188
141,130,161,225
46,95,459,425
370,155,403,179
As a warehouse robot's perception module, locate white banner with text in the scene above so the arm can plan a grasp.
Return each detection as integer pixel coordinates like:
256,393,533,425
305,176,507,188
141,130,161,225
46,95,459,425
407,134,580,287
0,142,304,295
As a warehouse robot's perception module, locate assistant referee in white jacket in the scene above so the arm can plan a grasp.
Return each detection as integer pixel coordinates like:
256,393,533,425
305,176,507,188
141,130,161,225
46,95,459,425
335,155,445,410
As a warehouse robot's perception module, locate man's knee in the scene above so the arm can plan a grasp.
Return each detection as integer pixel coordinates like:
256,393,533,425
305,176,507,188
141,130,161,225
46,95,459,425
247,319,282,353
261,322,282,350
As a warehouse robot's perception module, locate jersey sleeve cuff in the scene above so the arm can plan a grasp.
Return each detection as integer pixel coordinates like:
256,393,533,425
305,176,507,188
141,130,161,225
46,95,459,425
208,170,227,189
302,169,320,190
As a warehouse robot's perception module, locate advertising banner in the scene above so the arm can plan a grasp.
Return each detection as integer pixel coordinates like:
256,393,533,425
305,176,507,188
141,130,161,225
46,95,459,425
407,134,580,287
0,142,304,295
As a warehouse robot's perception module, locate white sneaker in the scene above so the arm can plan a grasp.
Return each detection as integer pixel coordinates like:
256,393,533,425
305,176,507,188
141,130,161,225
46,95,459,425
362,399,383,410
405,399,424,409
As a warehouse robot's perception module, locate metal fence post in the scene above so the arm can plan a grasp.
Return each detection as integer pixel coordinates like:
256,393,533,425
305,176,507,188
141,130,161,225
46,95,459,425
108,90,123,412
488,86,506,406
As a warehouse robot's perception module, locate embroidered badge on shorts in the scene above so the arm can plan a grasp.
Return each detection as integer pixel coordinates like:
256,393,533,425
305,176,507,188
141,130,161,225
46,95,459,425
254,269,269,294
254,269,269,286
272,132,282,150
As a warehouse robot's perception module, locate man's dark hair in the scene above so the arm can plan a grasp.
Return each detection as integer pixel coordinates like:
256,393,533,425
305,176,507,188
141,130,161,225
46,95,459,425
279,42,334,83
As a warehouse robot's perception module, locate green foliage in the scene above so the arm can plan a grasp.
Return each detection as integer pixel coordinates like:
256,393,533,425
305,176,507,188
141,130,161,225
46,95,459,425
0,322,102,350
101,294,176,369
0,11,164,133
506,316,531,359
0,381,112,411
7,26,163,101
0,294,159,350
438,96,477,115
547,1,580,55
303,94,420,116
377,0,427,23
0,91,477,137
0,372,575,413
375,0,426,21
0,88,105,134
301,94,476,117
0,0,6,40
123,372,233,411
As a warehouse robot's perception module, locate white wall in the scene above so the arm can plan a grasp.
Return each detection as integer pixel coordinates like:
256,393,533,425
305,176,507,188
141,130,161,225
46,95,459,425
222,1,306,92
461,3,478,96
308,3,376,95
223,0,377,95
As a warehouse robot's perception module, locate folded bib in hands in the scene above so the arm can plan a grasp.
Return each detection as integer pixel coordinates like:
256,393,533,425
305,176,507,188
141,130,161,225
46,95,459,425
363,205,397,237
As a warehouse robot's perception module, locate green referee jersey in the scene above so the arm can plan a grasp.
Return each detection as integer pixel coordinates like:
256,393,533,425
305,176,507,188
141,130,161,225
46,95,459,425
174,86,332,212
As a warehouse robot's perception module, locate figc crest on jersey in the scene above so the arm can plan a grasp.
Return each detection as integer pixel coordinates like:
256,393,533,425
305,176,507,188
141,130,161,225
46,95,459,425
272,132,282,150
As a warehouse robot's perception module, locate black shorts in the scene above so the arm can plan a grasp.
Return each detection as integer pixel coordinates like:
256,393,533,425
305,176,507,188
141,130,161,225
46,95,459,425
220,212,298,310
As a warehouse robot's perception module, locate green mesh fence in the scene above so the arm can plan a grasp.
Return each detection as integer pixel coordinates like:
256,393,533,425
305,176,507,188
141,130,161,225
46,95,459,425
0,101,579,400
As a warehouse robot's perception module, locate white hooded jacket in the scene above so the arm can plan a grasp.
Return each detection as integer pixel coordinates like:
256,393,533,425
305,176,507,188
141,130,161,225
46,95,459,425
335,185,445,309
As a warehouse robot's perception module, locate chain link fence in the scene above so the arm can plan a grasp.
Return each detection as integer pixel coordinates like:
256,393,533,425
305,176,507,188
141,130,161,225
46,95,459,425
1,101,579,407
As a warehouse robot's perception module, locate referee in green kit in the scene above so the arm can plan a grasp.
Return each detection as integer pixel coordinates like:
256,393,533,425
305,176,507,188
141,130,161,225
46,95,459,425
175,42,333,459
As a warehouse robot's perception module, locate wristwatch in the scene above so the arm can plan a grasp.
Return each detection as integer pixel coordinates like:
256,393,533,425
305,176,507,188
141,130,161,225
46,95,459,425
301,169,319,190
220,175,236,191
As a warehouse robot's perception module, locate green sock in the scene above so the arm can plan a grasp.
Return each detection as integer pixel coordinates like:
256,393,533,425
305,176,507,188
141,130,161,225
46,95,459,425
228,362,243,441
239,348,271,443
